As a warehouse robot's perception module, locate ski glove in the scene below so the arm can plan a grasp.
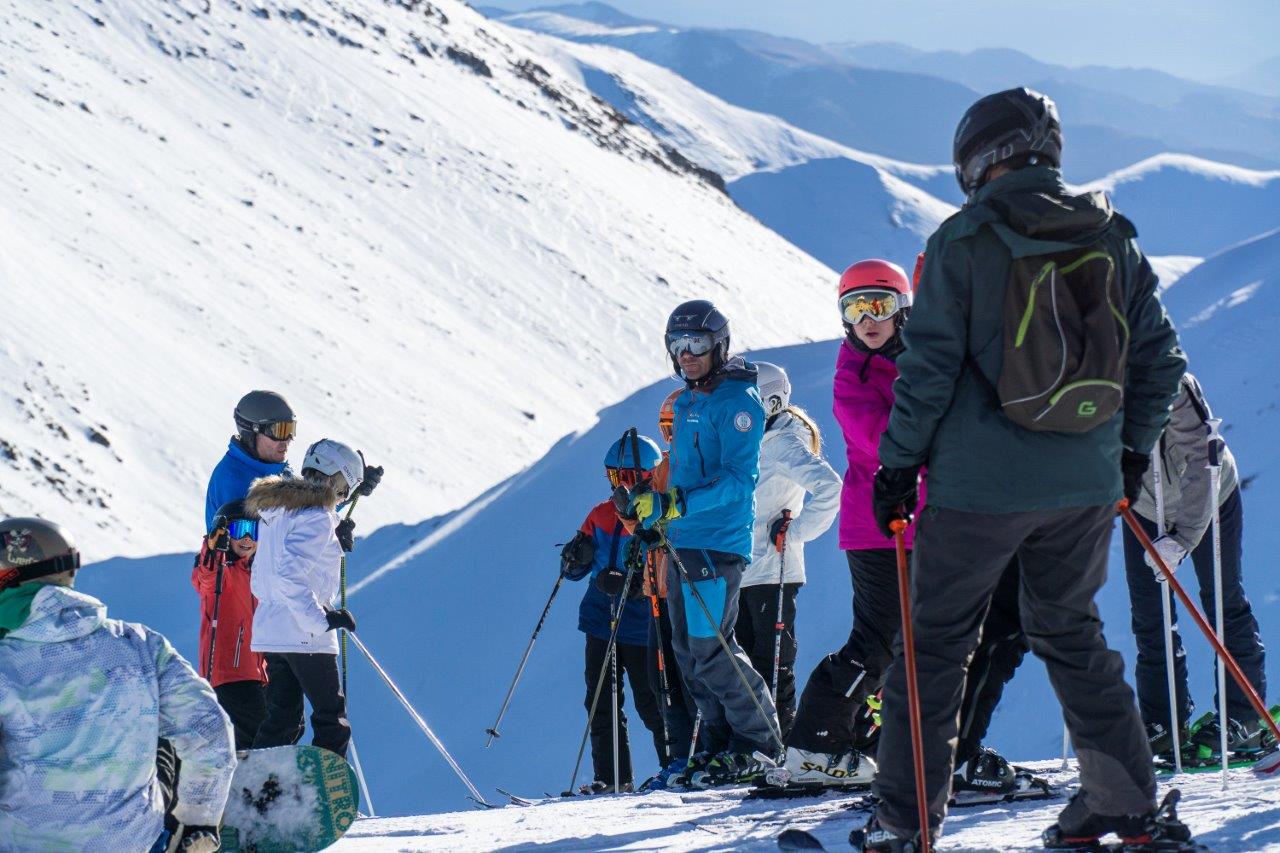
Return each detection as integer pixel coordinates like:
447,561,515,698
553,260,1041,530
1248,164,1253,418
595,566,627,597
872,465,920,539
560,531,596,580
1144,534,1187,582
336,517,356,552
177,826,220,853
324,607,357,632
630,487,684,530
1121,449,1150,506
356,451,383,496
768,510,792,553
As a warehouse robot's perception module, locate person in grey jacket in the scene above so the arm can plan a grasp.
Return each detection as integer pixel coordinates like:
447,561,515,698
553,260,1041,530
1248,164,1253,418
1122,372,1267,758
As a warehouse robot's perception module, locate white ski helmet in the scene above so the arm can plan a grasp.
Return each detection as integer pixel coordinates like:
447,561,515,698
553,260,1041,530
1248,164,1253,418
755,362,791,417
302,439,364,496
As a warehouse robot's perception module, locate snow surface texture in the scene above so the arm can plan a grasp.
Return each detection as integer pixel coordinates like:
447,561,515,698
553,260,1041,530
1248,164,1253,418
0,0,833,558
332,762,1280,850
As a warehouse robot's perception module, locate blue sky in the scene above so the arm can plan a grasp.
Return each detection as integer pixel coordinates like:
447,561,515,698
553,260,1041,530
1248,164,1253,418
492,0,1277,83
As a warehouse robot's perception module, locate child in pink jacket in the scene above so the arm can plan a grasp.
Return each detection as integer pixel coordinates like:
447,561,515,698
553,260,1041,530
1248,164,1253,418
780,259,1030,799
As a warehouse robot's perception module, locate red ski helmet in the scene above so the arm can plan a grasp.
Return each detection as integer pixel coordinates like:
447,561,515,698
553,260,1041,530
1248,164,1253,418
837,259,912,356
837,259,911,300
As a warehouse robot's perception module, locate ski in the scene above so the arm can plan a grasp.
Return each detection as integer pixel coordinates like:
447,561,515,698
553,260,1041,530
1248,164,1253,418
777,827,826,850
747,780,872,800
495,787,538,806
1154,746,1280,776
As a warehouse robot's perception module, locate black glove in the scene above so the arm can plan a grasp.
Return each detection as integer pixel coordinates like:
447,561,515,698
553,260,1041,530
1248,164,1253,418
335,517,356,552
872,465,920,539
768,511,792,553
177,825,220,853
560,531,596,580
1121,449,1150,506
595,566,627,596
357,452,383,496
324,607,357,632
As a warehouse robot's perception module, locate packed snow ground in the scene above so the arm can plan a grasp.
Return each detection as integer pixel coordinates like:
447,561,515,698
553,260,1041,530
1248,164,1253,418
333,761,1280,850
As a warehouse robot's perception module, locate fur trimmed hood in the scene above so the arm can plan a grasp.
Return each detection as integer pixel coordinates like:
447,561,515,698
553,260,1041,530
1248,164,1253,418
244,475,336,515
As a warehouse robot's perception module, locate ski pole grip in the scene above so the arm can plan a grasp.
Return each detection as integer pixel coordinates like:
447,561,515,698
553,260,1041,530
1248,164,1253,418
889,518,908,535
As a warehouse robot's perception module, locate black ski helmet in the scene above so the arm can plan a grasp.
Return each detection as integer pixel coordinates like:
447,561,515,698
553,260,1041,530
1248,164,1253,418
953,87,1063,196
0,517,80,589
233,390,296,449
213,499,255,525
665,300,730,378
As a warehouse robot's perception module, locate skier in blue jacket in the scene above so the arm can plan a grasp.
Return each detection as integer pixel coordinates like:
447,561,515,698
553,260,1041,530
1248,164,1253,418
629,300,781,787
204,390,297,531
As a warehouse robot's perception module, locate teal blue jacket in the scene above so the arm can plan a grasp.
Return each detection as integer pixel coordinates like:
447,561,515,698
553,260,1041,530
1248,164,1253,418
879,166,1187,513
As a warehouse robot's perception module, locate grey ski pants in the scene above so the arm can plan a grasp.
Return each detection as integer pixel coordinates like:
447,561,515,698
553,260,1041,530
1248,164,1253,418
666,548,780,755
875,504,1156,839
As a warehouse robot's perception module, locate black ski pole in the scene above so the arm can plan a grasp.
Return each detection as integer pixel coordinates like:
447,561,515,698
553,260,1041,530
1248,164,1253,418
646,557,674,760
566,543,642,796
770,508,792,705
339,496,361,696
485,573,566,747
662,535,784,752
203,520,230,682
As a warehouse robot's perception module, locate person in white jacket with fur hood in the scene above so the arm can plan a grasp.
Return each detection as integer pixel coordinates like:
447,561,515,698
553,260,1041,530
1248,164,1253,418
736,362,842,737
248,438,364,759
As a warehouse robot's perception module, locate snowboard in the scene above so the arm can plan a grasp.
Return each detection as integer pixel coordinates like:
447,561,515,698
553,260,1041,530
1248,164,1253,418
221,745,360,853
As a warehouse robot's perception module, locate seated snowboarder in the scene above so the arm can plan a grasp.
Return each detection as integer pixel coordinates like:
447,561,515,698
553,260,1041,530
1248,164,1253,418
0,517,235,852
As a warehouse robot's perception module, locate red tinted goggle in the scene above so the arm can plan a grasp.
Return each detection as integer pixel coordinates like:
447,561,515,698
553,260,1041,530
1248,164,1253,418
606,468,651,489
258,420,297,441
839,289,907,325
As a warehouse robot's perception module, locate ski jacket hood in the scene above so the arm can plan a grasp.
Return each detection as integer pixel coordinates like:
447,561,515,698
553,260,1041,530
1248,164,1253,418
205,438,291,532
834,341,927,549
743,411,842,586
0,585,234,850
668,357,765,559
879,165,1186,513
192,543,267,686
249,477,343,655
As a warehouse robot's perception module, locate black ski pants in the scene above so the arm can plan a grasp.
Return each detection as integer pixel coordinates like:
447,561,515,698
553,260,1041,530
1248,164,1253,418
1121,487,1266,729
788,550,1027,758
735,583,801,738
647,597,702,764
585,634,665,786
215,680,268,751
874,504,1155,840
254,652,351,758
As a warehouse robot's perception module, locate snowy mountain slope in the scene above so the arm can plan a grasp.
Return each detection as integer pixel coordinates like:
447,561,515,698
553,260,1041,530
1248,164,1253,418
1080,155,1280,257
0,0,835,558
487,4,1280,180
333,762,1280,850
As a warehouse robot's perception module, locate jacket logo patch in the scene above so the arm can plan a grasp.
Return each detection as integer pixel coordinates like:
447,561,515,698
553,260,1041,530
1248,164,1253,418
734,411,753,432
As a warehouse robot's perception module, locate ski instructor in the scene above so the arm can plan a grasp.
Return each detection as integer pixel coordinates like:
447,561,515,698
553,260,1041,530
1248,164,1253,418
628,300,781,788
856,88,1190,851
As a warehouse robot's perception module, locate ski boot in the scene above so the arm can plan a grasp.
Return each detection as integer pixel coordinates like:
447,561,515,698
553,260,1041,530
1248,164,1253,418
1043,789,1196,851
687,750,777,788
1186,712,1249,765
849,813,933,852
669,750,714,788
638,757,687,791
1145,721,1187,763
566,780,632,796
953,745,1016,795
1237,704,1280,754
769,745,876,788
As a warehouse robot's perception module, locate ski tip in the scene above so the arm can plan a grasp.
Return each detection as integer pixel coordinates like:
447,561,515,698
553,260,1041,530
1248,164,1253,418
777,827,826,850
1252,750,1280,776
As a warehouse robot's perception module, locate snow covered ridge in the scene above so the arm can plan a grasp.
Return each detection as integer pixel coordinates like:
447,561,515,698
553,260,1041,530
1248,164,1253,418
1,0,833,559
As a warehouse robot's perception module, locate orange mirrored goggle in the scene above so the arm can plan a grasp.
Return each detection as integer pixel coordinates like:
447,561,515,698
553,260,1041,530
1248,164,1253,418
258,420,297,441
839,288,907,325
606,467,652,489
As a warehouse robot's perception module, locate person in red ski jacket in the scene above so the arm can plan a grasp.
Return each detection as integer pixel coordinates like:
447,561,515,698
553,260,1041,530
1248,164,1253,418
192,499,268,750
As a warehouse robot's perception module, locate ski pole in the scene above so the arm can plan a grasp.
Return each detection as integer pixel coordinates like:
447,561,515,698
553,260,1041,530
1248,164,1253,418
1060,721,1070,771
1152,452,1183,773
566,551,642,795
349,737,376,816
1207,421,1229,789
689,710,702,761
339,496,361,696
609,592,621,795
892,518,931,853
346,630,492,807
204,549,227,682
485,574,566,746
770,509,792,707
662,539,785,752
1120,501,1280,748
646,558,673,762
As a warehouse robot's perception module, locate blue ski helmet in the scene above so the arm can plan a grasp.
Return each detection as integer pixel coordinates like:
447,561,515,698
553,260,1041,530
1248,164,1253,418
603,433,663,471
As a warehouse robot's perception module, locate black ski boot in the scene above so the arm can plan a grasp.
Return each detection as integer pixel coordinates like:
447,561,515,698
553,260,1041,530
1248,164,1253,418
688,750,777,788
1144,722,1186,762
1043,789,1197,851
1186,713,1249,764
952,746,1016,796
849,814,933,852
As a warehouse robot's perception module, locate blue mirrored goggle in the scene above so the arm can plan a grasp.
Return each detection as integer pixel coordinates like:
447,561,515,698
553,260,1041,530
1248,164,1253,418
665,331,715,358
228,519,258,541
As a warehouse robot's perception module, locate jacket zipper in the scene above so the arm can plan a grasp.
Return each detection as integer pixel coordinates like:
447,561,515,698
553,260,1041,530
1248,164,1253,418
233,626,244,669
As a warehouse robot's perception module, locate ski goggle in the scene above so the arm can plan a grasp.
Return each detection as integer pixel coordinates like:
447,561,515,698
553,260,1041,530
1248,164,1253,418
839,289,908,325
227,519,259,541
665,331,716,359
258,420,297,441
606,468,651,489
658,416,674,444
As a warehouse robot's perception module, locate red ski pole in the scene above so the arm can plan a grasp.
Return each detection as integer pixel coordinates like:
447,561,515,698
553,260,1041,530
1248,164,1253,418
892,518,932,853
1119,501,1280,749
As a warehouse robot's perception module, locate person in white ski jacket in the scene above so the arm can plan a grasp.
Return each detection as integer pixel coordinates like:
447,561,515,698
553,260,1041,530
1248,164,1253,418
0,517,233,853
248,438,364,758
736,362,842,736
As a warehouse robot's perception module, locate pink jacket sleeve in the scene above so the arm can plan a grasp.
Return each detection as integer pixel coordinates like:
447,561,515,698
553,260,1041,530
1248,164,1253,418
833,346,892,461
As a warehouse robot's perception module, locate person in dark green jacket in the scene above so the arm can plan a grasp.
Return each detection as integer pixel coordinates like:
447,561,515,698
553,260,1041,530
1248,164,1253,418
855,89,1191,853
